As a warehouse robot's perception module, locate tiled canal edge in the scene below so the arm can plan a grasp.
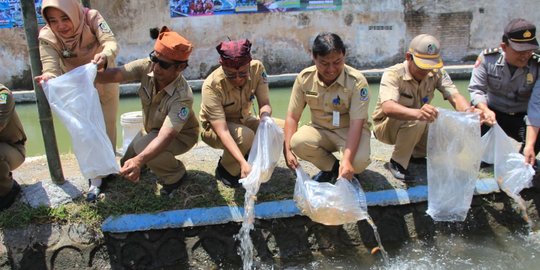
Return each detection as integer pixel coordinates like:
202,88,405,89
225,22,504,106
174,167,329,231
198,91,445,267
102,178,500,233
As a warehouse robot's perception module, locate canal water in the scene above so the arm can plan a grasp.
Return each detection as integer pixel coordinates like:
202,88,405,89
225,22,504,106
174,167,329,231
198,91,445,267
16,80,469,157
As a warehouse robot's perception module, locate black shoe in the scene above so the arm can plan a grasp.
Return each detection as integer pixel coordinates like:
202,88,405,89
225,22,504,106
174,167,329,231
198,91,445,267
215,161,241,188
160,173,188,196
480,161,493,168
409,156,427,165
312,160,339,183
387,159,415,181
86,179,101,203
0,180,20,211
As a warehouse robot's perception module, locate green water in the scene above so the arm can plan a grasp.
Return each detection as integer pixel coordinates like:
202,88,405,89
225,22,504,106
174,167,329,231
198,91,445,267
16,80,471,157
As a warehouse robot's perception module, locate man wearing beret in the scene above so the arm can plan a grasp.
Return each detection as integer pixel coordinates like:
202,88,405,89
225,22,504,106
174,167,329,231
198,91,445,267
0,83,26,210
284,32,371,182
372,34,471,181
200,39,280,188
469,18,540,162
96,26,198,196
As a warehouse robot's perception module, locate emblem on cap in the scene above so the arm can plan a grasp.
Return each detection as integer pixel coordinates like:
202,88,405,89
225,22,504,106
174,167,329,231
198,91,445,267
0,93,7,104
427,44,437,55
524,30,532,38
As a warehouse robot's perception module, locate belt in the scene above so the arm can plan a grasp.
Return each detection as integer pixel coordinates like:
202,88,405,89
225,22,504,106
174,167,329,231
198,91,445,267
491,108,526,117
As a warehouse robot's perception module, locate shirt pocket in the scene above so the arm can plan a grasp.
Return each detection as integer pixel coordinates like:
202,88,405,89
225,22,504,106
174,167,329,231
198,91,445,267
487,75,503,93
517,84,533,100
398,91,415,108
305,94,320,108
154,107,167,125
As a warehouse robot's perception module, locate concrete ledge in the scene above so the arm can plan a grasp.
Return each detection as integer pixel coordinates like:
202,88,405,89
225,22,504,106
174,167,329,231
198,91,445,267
102,178,499,233
12,65,473,103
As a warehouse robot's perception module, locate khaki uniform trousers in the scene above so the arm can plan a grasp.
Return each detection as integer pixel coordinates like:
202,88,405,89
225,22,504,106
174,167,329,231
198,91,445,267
0,143,25,196
290,125,371,173
96,82,119,151
121,129,198,185
373,118,427,169
201,117,259,176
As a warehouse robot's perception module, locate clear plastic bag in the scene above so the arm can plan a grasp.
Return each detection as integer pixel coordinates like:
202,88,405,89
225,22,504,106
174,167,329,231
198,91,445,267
42,63,120,179
480,124,516,165
481,125,535,198
499,153,534,196
294,166,368,225
426,108,481,222
240,117,284,193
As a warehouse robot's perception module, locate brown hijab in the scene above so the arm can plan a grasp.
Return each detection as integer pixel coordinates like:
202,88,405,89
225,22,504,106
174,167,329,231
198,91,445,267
38,0,100,71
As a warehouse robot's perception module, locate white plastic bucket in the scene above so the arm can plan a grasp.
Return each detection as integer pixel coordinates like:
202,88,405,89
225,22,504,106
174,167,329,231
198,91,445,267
120,111,144,154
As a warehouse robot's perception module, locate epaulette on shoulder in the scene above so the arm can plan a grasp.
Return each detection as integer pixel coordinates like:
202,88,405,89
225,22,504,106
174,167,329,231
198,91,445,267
483,47,500,55
532,52,540,63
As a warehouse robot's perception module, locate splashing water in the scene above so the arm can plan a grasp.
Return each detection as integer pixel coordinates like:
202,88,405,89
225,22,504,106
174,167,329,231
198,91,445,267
367,216,390,264
236,184,259,270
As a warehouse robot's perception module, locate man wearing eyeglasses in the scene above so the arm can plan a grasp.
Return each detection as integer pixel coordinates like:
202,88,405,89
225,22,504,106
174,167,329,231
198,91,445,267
372,34,471,182
200,39,278,188
469,18,540,160
96,26,199,196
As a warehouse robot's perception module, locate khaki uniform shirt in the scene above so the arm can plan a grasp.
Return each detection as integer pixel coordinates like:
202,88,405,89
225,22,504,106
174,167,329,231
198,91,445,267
200,60,269,125
0,84,26,145
372,61,459,123
288,65,370,130
121,59,199,138
469,48,540,113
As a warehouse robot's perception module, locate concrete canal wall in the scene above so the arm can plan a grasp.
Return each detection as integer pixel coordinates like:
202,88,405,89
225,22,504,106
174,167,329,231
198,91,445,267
1,184,539,269
1,0,538,90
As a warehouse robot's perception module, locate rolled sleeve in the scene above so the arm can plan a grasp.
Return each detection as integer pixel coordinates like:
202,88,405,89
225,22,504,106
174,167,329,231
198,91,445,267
200,82,226,122
437,69,459,99
379,70,401,103
164,97,192,132
287,76,307,118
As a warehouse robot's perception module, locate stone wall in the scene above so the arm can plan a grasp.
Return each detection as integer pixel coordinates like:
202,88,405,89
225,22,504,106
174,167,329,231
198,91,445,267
1,0,539,89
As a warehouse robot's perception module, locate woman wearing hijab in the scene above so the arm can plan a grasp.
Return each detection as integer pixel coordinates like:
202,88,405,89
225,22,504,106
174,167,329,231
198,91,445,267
35,0,119,202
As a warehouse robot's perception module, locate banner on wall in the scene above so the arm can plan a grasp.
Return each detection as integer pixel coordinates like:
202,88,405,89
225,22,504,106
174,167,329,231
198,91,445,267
0,0,45,29
170,0,342,17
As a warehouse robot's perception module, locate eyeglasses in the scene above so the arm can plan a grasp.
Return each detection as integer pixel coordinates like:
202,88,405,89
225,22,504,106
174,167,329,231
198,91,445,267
223,68,249,79
149,51,188,70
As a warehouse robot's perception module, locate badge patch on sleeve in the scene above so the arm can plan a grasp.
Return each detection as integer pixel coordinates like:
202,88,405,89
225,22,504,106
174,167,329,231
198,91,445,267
0,93,8,104
99,22,113,34
261,71,268,84
178,107,189,121
359,88,369,101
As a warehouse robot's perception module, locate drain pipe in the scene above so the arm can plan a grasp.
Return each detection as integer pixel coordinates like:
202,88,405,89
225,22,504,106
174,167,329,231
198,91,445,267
20,0,65,184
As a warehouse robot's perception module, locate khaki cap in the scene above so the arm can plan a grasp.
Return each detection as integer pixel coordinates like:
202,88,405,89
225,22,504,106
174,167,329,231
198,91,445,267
408,34,443,70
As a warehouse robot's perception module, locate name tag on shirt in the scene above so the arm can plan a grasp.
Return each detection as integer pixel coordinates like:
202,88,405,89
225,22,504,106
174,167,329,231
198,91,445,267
333,111,340,127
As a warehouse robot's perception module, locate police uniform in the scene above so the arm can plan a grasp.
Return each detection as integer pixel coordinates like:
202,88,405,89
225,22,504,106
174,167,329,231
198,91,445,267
526,54,540,128
469,48,540,151
288,65,371,173
200,60,273,176
39,3,120,150
119,58,199,185
372,61,459,169
0,84,26,196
